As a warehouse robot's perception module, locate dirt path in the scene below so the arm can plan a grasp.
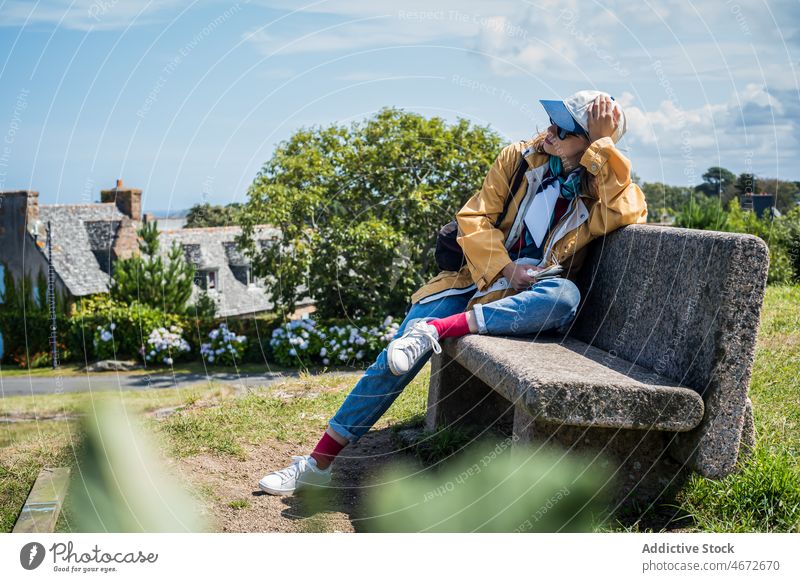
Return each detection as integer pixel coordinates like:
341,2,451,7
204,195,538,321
172,423,417,533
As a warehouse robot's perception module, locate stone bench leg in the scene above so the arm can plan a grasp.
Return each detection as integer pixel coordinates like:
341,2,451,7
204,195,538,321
737,397,756,467
425,352,515,435
512,407,691,510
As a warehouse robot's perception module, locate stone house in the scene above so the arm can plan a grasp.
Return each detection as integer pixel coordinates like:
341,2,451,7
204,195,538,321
0,181,310,319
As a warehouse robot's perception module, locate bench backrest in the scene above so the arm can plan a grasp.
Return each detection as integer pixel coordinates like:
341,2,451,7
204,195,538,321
570,224,769,477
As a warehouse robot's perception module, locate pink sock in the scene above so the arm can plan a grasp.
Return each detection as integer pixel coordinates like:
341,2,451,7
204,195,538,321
311,432,345,467
429,312,471,339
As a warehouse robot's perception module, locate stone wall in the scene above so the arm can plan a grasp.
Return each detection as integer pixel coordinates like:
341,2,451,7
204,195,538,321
0,190,64,297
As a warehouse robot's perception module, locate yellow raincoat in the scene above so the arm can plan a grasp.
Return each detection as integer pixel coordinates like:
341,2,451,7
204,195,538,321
410,136,648,310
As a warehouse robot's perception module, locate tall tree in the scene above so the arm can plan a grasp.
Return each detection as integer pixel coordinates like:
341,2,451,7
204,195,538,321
755,178,800,214
735,173,758,198
185,203,242,228
697,166,736,195
239,107,503,318
111,221,195,314
640,182,692,222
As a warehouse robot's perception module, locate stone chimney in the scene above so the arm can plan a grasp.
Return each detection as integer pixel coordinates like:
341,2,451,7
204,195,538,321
0,190,40,236
0,191,42,272
100,179,141,221
112,218,140,261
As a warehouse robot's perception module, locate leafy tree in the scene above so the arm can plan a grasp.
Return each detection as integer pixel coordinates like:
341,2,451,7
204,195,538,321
111,221,195,314
695,166,737,202
735,173,757,198
185,202,242,228
756,178,800,214
239,107,503,318
640,182,692,223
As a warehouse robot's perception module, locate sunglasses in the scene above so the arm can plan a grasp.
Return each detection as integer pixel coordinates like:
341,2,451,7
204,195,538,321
549,117,588,140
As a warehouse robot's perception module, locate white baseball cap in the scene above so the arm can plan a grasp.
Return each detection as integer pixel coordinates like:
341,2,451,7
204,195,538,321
540,90,627,143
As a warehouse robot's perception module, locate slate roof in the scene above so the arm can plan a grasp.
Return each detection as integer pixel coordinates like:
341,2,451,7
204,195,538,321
38,204,126,296
35,206,301,317
158,226,298,318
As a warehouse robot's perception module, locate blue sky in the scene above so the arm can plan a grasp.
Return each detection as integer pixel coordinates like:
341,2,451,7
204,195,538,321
0,0,798,212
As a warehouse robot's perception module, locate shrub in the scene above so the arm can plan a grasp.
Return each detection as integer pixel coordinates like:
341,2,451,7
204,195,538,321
726,199,800,284
70,296,184,362
110,221,195,314
141,326,192,366
0,266,70,365
268,317,323,367
200,323,247,366
269,315,400,367
674,195,728,231
9,350,57,369
93,323,119,361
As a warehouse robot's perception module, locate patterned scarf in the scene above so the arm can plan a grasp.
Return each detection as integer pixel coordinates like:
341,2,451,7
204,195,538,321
548,155,582,200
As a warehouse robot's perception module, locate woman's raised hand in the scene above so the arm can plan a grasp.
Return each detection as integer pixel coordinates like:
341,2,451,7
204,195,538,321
587,95,620,143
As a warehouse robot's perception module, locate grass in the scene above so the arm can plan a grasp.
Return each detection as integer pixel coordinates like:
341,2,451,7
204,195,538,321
679,446,800,532
1,285,798,532
155,367,431,459
671,285,800,532
0,360,296,378
0,383,229,417
0,384,226,532
227,499,250,510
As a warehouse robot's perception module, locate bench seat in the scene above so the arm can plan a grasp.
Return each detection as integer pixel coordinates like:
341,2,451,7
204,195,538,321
440,334,704,432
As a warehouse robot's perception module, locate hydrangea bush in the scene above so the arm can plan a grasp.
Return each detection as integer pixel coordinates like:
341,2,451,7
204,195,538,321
268,317,324,367
269,315,400,367
141,325,191,366
200,323,247,365
93,323,118,360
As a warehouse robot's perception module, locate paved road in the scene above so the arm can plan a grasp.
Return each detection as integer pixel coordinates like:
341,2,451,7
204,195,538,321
0,370,314,397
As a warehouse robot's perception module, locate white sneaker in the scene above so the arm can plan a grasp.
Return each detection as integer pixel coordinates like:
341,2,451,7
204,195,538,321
258,455,332,496
387,318,442,376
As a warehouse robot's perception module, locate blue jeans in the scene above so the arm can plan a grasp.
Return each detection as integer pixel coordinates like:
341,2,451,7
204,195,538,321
328,277,580,444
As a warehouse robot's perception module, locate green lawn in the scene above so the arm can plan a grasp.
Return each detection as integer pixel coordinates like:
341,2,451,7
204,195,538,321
674,285,800,532
1,285,798,532
0,384,232,532
0,360,295,378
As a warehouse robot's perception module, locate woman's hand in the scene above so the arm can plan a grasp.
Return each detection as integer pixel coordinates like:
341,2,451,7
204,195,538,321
587,95,621,143
502,261,543,291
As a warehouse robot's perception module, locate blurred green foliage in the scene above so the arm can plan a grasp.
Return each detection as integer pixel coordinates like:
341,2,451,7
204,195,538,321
362,437,612,532
67,399,208,532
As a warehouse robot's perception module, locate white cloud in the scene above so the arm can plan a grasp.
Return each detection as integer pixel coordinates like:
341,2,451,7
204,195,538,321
242,1,532,58
621,85,797,166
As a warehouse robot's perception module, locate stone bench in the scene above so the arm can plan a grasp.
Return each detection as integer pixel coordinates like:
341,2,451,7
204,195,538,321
425,224,769,506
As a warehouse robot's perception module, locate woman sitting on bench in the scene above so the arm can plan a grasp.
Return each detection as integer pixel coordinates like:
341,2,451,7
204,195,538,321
259,90,648,496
